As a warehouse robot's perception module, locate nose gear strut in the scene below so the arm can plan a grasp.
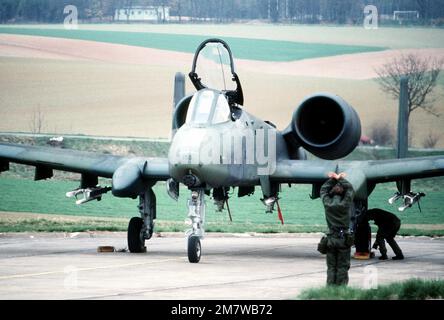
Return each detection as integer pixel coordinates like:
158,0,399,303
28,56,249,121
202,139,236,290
186,190,206,263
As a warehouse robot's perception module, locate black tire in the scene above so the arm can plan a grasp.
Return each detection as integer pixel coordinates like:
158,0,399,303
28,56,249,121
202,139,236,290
188,236,202,263
128,217,145,253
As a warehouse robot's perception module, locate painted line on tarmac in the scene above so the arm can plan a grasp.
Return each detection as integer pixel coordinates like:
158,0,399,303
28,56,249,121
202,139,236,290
0,257,186,281
2,242,437,282
78,268,328,300
75,244,325,299
79,252,422,300
0,244,298,281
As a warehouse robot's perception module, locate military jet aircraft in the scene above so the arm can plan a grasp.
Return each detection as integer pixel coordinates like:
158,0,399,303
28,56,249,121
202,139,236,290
0,39,443,263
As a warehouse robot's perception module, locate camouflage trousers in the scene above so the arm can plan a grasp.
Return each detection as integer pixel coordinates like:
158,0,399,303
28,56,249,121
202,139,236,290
374,230,403,257
326,237,351,286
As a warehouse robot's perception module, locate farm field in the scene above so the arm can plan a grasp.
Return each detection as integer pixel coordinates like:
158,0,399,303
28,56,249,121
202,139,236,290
2,23,444,49
1,56,443,146
0,27,384,62
1,24,443,147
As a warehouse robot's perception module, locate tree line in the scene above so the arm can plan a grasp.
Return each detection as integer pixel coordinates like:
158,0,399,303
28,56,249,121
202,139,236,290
1,0,444,24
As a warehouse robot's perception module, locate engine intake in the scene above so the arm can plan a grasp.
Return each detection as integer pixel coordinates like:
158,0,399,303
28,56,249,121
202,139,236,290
289,93,361,160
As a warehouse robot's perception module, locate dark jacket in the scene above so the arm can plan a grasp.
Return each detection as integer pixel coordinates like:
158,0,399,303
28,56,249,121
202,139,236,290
366,208,401,237
320,178,355,232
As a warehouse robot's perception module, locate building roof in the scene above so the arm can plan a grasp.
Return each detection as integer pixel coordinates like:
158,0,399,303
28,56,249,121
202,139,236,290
117,6,169,10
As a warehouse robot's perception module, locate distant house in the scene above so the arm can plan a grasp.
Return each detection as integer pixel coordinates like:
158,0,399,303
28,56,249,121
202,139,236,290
114,6,170,22
393,11,420,23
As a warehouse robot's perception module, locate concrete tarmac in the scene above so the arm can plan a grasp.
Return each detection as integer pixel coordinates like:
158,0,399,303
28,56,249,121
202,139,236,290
0,232,442,300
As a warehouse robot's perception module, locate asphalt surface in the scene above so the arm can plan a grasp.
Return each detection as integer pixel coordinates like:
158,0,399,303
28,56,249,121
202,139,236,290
0,233,443,300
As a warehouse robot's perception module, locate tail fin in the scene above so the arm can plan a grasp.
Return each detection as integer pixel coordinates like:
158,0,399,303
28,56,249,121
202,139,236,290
171,72,186,139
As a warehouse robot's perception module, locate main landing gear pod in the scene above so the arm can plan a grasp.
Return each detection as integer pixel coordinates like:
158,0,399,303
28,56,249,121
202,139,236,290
127,188,156,254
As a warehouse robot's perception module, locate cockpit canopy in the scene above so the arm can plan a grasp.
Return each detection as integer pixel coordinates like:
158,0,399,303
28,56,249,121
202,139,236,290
189,39,244,106
173,39,245,132
185,89,231,126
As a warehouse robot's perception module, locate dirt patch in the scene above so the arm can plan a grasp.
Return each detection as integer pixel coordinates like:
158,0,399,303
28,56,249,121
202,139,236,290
0,34,193,69
0,43,81,61
237,48,444,79
0,211,125,222
403,224,444,231
1,212,443,235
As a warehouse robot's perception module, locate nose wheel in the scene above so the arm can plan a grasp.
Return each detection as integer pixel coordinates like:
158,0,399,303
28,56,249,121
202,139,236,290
186,190,206,263
188,236,202,263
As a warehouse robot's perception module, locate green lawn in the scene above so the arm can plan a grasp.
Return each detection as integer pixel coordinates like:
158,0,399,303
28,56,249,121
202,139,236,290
0,177,443,235
0,27,384,62
298,278,444,300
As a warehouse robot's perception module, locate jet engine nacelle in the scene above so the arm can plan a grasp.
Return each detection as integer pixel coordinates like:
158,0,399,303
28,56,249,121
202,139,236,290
288,93,362,160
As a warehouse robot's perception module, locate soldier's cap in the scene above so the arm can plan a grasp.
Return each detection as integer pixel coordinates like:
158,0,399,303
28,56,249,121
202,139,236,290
331,183,345,195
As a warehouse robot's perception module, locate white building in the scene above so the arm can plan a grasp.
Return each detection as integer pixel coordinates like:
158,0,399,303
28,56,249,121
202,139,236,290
393,11,420,21
114,6,170,22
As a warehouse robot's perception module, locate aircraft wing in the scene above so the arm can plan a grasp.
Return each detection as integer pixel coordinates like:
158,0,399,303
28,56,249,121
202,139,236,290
0,143,170,197
272,156,444,199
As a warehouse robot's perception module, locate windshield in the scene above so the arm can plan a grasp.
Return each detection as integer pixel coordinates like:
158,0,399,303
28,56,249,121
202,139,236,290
195,42,236,92
186,90,231,125
190,39,244,106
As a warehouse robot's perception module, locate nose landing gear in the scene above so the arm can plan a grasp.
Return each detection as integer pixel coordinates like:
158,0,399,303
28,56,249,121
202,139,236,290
187,235,202,263
186,190,206,263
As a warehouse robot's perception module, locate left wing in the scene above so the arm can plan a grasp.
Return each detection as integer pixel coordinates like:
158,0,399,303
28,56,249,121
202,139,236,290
272,156,444,200
0,142,170,198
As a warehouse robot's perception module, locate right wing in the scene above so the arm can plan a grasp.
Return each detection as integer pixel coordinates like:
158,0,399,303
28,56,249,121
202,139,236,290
271,156,444,200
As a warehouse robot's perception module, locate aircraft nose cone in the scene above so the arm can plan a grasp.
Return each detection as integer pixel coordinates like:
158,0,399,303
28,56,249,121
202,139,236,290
168,127,207,185
169,128,204,163
182,173,201,187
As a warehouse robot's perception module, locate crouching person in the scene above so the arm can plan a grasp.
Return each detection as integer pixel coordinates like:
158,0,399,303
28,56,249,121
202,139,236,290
366,208,404,260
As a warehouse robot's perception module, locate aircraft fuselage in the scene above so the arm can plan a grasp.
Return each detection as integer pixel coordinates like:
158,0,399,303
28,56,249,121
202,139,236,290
169,106,289,189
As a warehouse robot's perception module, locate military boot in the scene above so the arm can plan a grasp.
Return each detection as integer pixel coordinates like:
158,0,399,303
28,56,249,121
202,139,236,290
387,238,404,260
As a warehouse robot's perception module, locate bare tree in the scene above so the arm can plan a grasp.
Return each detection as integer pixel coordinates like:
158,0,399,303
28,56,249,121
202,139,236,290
422,131,440,149
29,107,45,134
369,120,394,146
376,54,443,121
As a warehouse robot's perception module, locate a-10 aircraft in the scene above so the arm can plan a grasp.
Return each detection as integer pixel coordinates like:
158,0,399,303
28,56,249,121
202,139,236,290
0,39,443,263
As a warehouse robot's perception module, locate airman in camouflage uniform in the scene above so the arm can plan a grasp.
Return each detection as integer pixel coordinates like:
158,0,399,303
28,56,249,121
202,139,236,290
321,172,355,286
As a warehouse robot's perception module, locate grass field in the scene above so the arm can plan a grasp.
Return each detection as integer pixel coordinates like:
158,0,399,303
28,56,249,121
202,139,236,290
298,278,444,300
2,24,444,49
0,27,384,62
0,177,443,235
